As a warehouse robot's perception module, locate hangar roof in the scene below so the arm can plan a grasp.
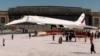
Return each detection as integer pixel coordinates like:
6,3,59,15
8,6,91,16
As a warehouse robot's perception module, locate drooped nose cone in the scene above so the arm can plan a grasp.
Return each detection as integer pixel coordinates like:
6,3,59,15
5,16,29,26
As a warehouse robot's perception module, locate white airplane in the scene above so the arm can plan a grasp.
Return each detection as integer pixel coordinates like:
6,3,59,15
5,13,97,29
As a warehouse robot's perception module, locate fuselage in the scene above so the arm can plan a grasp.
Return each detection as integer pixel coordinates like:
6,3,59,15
27,16,81,25
26,16,84,29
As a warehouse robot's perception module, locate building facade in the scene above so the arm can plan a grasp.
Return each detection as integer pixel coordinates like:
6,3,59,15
0,11,9,24
91,12,100,28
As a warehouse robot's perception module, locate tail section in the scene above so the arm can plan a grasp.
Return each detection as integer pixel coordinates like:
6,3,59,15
76,13,85,25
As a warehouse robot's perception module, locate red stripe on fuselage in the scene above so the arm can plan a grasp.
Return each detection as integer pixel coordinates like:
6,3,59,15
81,18,85,23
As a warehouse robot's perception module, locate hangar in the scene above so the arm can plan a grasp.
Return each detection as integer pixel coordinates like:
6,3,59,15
7,6,92,31
8,6,91,24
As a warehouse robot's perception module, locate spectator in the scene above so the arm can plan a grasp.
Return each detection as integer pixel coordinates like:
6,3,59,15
90,42,96,54
90,35,93,43
3,38,5,46
58,36,62,44
52,34,55,41
29,32,31,39
12,34,14,40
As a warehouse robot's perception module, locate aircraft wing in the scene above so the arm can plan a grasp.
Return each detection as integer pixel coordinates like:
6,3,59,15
84,25,97,29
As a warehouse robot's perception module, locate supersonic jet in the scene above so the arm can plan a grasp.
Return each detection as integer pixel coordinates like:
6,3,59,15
5,13,97,29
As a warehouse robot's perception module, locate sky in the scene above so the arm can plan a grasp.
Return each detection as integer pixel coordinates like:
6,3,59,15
0,0,99,12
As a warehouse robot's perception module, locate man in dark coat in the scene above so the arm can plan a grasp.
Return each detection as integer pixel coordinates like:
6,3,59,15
90,42,96,54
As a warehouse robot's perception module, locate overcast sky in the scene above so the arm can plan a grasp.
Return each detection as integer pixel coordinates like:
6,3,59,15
0,0,99,12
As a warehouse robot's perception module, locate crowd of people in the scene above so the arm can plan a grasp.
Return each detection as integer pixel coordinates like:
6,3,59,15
87,31,100,39
52,30,100,54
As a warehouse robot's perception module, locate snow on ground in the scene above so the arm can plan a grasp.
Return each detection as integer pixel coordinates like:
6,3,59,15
0,34,100,56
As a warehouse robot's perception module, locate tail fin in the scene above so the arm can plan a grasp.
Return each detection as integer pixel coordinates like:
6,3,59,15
76,13,85,25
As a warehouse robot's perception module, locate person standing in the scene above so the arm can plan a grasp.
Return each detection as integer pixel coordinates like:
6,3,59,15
12,34,14,40
90,42,96,54
34,30,37,36
95,32,97,39
65,32,68,42
69,32,72,41
58,36,62,44
90,35,93,43
29,32,31,39
52,34,55,41
3,38,5,46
